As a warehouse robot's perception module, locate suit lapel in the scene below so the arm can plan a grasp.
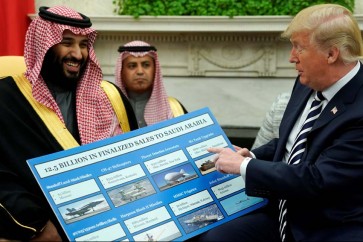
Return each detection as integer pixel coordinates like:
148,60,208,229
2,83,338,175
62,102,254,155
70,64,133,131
312,99,346,132
275,84,312,160
313,64,363,131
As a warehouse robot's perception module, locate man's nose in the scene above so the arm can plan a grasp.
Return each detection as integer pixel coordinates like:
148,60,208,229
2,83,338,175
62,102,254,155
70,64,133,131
70,45,82,60
136,65,144,74
289,49,298,63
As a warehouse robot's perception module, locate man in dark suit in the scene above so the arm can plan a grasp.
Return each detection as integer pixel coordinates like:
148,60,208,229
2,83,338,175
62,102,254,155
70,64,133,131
198,3,363,242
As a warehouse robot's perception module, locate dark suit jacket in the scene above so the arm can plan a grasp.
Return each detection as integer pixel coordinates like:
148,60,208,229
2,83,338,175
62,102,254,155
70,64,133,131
249,63,363,241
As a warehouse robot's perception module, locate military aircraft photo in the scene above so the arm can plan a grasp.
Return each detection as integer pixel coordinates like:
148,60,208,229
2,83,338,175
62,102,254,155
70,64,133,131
119,182,147,202
164,169,189,185
153,163,198,191
107,178,157,207
65,200,104,217
59,194,111,224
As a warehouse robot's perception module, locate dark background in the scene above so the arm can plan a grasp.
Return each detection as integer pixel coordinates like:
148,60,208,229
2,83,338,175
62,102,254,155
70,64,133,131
222,126,258,150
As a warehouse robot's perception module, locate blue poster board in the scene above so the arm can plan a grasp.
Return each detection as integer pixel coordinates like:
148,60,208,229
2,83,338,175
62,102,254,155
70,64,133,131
27,107,267,241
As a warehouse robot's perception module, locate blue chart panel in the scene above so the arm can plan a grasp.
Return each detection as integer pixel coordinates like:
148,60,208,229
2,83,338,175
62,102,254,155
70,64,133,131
27,107,267,241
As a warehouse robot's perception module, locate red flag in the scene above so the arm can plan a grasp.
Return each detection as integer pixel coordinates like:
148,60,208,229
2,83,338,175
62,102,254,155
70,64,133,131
0,0,35,56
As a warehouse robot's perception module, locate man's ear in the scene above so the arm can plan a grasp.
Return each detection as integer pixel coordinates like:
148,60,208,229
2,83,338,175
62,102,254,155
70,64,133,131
327,46,339,64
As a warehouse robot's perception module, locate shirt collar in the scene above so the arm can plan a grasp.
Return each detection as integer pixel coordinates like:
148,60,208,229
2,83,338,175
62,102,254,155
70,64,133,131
322,61,360,101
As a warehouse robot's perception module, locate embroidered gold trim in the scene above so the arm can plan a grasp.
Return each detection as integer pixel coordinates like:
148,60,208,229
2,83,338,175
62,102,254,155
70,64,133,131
13,74,79,149
101,81,130,132
0,203,37,234
168,96,185,117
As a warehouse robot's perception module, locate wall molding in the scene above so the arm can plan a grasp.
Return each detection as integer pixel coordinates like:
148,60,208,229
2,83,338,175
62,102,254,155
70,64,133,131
28,14,363,130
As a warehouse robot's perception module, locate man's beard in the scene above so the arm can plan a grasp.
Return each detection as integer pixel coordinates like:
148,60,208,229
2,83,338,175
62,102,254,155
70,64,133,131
41,49,87,90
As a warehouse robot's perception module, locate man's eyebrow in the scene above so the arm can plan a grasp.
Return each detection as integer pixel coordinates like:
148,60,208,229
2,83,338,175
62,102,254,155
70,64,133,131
125,61,137,64
61,36,88,42
61,37,74,41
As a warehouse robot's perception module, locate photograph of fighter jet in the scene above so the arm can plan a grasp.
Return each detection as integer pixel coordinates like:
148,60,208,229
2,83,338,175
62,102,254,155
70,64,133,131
58,194,110,224
65,200,103,217
152,163,198,191
107,178,156,207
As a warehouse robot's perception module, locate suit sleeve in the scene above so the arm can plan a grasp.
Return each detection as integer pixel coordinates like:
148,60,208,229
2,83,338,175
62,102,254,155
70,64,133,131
0,167,49,240
246,117,363,201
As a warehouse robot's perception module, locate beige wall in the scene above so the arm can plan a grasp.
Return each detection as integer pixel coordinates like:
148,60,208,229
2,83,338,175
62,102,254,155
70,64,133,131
36,0,363,15
355,1,363,14
35,0,115,15
33,1,363,135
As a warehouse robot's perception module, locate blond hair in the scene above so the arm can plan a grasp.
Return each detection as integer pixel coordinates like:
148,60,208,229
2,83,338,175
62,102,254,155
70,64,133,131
282,4,363,63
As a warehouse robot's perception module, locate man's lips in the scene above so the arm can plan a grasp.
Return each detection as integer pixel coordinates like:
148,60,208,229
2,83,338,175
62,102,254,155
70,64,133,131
134,78,147,82
65,61,80,72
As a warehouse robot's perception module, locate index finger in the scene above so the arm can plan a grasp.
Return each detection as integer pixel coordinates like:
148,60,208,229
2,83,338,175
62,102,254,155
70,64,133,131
207,147,223,154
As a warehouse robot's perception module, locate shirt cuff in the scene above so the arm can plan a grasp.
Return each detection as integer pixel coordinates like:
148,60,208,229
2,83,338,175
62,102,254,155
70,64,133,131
250,151,256,159
240,157,252,181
